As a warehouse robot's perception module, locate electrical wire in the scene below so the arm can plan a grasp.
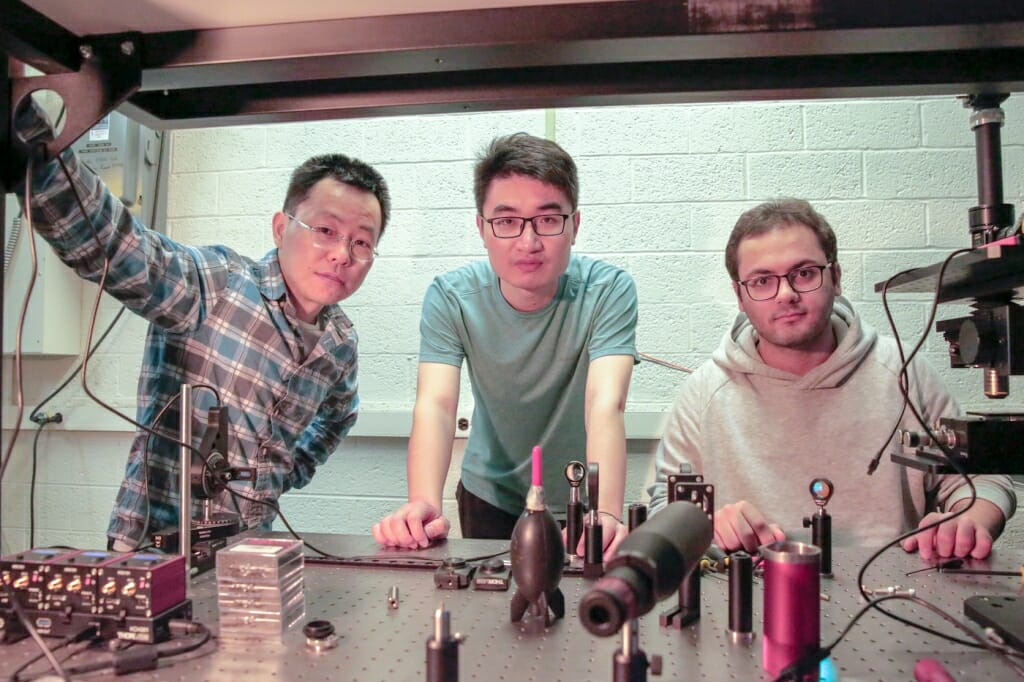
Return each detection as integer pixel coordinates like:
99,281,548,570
7,113,403,569
0,97,65,490
3,584,69,681
135,384,223,548
28,423,49,548
855,247,994,650
0,97,66,476
1,143,177,486
3,137,222,549
863,265,920,476
22,303,127,545
137,390,181,548
56,154,151,438
39,622,212,679
28,306,128,425
0,156,42,487
155,622,213,659
3,100,143,538
225,486,372,561
223,485,508,566
8,625,98,682
34,153,222,540
32,155,230,549
773,593,1024,681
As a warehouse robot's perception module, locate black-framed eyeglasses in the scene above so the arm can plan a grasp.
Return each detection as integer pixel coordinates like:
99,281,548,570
737,262,834,301
482,213,572,239
285,212,378,262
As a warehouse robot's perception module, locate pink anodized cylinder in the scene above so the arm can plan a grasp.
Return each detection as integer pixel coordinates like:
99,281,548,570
762,541,821,679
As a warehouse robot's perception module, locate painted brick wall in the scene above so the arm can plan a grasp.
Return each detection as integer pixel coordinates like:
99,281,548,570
3,96,1023,552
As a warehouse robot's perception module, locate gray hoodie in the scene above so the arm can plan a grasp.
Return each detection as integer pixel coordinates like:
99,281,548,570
647,297,1016,547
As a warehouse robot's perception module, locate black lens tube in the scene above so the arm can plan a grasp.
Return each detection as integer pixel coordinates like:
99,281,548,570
579,501,712,636
728,551,754,643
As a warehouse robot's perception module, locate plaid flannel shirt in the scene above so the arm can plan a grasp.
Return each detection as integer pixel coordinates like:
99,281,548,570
28,148,359,547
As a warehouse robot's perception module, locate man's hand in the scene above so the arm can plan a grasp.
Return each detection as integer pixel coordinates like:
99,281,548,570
372,500,451,549
567,514,629,561
598,515,629,560
901,499,1004,560
714,501,786,553
4,97,54,190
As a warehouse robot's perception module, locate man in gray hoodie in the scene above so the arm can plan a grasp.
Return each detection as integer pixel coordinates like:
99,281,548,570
647,199,1016,560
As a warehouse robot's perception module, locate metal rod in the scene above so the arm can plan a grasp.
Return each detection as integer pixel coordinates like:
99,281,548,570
623,618,637,655
179,383,192,579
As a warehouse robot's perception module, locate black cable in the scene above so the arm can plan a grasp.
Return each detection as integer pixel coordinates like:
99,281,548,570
2,108,129,529
157,621,212,659
224,487,358,561
56,152,237,554
461,548,511,563
223,486,508,566
137,389,182,548
22,125,245,560
19,112,163,549
3,584,68,681
55,154,167,441
863,266,919,476
0,114,176,538
1,152,197,547
135,383,222,549
49,156,220,453
53,102,66,132
23,305,123,547
8,625,97,682
28,424,47,548
855,247,990,649
773,593,1024,681
28,306,128,424
37,152,227,552
47,622,212,679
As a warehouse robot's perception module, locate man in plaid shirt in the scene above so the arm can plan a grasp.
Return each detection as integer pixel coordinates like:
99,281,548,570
17,104,390,550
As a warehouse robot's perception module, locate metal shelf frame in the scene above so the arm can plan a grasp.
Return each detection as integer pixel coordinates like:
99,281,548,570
4,0,1024,138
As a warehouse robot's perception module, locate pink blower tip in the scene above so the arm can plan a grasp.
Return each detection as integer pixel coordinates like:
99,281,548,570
914,658,957,682
531,446,543,487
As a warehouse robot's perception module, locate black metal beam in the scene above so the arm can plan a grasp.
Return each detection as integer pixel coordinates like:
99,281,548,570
5,0,1024,129
9,34,141,159
119,46,1024,129
874,242,1024,303
0,0,80,74
131,3,1024,90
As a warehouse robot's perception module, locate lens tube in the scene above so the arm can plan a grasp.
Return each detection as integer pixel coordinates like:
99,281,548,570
762,541,820,679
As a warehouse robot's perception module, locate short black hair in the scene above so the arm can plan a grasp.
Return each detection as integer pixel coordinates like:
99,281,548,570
474,133,578,213
283,154,391,237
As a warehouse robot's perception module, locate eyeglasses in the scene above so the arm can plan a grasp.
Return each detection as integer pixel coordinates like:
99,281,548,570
482,213,572,239
285,213,378,262
737,262,834,301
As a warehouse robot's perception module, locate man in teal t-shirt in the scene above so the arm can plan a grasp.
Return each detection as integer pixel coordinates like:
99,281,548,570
373,133,638,556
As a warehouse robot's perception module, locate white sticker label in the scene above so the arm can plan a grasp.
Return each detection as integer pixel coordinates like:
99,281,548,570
89,116,111,142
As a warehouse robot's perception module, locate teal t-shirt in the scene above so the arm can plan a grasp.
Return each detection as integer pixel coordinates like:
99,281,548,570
419,254,639,515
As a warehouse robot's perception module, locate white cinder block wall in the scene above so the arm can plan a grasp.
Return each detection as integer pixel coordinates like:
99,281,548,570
2,96,1023,553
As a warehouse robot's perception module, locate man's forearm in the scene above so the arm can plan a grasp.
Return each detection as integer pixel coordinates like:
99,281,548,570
406,451,451,511
405,362,463,512
585,408,627,517
407,409,457,510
